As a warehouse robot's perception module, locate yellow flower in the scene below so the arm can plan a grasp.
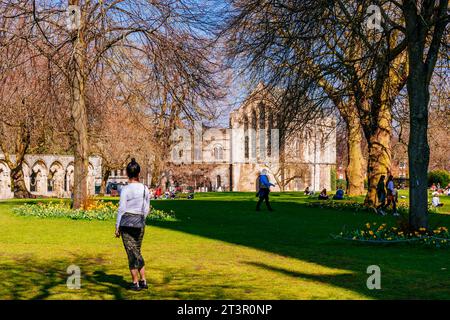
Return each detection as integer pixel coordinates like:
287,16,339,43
366,223,371,229
369,230,374,235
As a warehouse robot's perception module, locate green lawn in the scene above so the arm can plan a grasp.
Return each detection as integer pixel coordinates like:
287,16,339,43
0,192,449,300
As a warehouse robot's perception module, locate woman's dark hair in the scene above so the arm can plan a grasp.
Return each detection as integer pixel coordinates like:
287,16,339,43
126,158,140,179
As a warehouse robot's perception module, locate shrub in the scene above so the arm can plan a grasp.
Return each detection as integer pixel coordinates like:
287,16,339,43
428,170,450,187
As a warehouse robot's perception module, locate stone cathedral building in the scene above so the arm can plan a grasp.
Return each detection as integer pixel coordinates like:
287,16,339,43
165,86,337,192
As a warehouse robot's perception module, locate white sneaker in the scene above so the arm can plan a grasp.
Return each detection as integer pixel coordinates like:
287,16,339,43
393,212,400,217
379,210,387,216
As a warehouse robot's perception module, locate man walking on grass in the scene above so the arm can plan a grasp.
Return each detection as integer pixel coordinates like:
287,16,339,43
256,169,275,212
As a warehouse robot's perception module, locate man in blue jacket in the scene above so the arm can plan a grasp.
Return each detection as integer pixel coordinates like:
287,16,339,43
256,169,275,211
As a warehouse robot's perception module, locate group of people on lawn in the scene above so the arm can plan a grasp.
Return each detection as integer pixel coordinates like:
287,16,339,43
375,175,399,216
430,183,450,208
114,158,447,290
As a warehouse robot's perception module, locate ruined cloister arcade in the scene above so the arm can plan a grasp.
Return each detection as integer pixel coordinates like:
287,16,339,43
0,155,101,199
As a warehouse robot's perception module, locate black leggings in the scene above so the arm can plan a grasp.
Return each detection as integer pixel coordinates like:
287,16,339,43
257,188,273,210
120,226,145,269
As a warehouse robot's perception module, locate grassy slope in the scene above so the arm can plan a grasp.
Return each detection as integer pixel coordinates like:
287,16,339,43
0,192,449,300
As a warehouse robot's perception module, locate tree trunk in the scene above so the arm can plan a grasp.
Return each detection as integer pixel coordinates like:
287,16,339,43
10,166,32,198
99,169,111,196
364,107,392,206
70,6,89,209
344,111,365,196
407,73,430,229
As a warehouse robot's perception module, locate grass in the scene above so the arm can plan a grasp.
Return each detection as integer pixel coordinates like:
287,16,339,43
0,191,449,300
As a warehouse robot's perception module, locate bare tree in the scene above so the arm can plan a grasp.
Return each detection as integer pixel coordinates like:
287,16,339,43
1,0,223,207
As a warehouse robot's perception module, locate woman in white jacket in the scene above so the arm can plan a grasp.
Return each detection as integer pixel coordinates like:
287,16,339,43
115,158,150,291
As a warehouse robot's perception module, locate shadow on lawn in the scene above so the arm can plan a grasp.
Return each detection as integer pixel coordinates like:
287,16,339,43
0,255,128,300
0,254,256,300
151,199,450,299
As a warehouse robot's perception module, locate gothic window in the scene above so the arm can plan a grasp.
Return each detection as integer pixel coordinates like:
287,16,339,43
267,112,273,157
213,144,224,160
216,175,221,188
244,115,249,160
30,171,37,192
295,138,302,159
259,103,265,129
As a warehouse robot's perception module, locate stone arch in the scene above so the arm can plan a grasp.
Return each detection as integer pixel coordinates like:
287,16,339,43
30,160,48,194
49,161,65,198
0,161,11,199
216,174,222,189
65,162,75,194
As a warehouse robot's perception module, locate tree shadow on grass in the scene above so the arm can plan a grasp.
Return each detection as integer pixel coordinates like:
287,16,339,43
150,199,450,299
0,254,258,300
0,255,127,300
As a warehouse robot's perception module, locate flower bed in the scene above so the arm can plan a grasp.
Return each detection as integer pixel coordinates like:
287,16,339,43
12,200,176,222
306,200,440,215
333,222,449,248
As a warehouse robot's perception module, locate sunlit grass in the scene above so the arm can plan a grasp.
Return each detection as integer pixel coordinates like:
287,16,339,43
0,192,449,300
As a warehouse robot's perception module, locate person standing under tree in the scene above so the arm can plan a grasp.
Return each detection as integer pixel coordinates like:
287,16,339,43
115,158,150,291
376,175,387,215
256,169,275,212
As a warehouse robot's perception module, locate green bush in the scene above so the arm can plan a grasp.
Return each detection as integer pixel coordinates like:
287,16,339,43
428,170,450,187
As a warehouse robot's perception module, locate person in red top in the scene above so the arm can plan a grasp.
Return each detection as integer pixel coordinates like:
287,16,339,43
155,186,162,199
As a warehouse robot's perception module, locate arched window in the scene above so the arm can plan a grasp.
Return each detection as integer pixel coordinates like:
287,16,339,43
295,138,302,159
267,112,273,157
213,144,224,160
259,103,265,129
216,175,221,188
244,115,249,160
30,171,37,192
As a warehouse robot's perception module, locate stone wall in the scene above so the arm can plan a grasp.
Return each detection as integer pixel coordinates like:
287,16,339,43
0,154,101,199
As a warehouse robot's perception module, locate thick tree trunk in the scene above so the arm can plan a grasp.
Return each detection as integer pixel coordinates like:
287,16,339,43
99,169,111,196
70,6,89,209
364,107,392,206
10,166,32,199
407,74,430,229
344,111,365,196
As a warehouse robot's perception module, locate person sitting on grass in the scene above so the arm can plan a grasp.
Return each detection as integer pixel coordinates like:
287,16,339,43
432,192,444,208
318,188,329,200
304,186,310,195
333,187,345,200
